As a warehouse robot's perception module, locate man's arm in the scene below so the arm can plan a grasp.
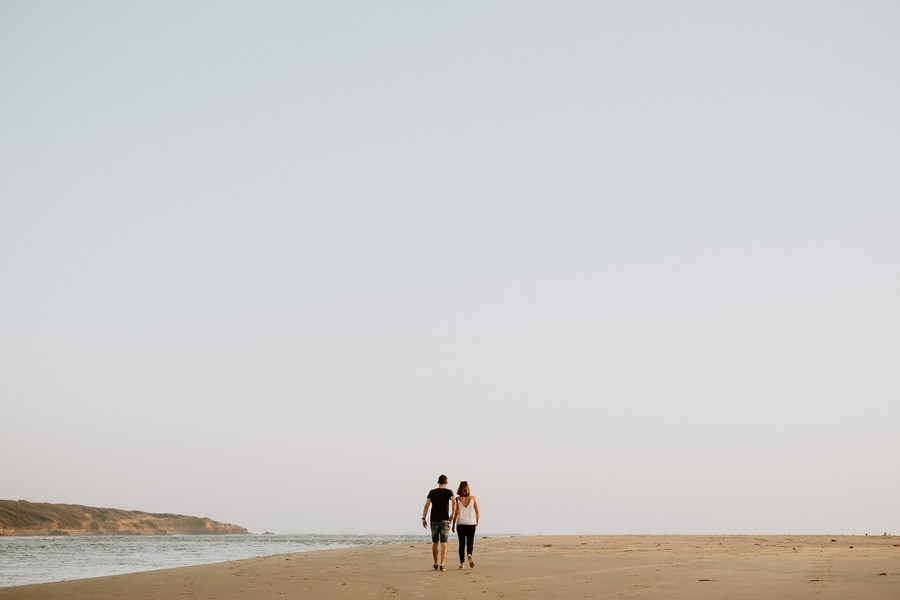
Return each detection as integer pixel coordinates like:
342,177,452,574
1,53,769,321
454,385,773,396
421,499,431,529
450,497,459,532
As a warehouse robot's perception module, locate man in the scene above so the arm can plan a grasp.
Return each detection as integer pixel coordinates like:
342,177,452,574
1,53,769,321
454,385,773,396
422,474,454,571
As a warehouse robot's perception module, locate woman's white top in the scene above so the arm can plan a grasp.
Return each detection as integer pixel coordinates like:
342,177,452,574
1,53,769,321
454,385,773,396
456,496,477,525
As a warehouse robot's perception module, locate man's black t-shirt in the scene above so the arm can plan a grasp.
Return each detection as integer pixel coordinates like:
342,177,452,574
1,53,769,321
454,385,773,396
427,487,454,522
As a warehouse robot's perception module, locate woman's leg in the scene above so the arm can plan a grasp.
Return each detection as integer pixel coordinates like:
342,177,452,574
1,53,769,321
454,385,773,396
456,525,475,564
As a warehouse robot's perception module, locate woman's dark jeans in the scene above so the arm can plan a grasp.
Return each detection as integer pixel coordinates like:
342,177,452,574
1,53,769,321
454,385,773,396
457,524,476,564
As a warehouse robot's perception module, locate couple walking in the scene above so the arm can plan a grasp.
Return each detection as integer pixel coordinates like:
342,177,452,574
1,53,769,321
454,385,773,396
421,474,480,571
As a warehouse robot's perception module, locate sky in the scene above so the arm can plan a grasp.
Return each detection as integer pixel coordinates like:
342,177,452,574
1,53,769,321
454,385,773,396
1,1,898,536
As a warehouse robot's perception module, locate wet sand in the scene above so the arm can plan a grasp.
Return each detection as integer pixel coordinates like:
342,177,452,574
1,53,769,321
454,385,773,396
1,535,897,599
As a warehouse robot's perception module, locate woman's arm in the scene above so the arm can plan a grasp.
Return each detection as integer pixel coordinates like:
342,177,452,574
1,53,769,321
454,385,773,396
451,497,459,532
473,497,480,526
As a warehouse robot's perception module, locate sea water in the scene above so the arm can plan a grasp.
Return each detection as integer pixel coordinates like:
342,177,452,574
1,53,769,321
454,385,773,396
0,533,426,588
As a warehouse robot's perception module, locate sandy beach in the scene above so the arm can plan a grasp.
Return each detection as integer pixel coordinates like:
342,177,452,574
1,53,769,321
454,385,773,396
1,535,897,599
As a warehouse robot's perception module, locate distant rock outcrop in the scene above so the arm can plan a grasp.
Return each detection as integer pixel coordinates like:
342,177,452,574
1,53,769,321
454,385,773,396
0,500,248,536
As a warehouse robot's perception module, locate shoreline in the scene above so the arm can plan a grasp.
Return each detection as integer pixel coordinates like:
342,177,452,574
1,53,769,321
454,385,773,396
2,534,898,599
0,533,426,588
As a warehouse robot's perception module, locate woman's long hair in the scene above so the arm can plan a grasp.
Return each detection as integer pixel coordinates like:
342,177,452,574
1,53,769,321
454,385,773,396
457,481,470,497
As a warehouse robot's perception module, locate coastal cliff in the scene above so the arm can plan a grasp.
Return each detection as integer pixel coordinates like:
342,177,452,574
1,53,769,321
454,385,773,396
0,500,248,536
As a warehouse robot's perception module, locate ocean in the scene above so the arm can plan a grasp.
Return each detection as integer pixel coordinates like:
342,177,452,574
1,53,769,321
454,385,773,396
0,533,427,588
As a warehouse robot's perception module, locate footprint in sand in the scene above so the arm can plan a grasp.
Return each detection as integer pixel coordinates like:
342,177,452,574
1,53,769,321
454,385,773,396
413,577,432,598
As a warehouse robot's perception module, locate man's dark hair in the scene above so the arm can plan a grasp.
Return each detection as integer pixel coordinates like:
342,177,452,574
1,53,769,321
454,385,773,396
438,474,448,485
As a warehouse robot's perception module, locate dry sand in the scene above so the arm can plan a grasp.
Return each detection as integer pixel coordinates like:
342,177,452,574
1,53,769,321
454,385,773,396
1,535,898,599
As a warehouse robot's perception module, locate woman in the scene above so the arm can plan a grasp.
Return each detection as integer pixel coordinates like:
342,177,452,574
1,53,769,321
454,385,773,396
451,480,480,569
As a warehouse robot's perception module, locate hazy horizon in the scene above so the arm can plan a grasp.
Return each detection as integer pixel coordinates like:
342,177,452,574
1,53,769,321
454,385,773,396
2,1,898,536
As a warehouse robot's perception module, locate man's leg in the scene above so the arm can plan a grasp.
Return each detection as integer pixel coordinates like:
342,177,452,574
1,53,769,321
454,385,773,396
429,522,440,568
440,542,448,566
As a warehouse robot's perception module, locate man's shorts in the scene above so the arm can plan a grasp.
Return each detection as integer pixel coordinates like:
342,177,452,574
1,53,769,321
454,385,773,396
429,520,450,543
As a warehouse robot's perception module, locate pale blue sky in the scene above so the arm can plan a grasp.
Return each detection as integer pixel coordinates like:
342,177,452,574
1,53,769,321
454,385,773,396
2,1,899,535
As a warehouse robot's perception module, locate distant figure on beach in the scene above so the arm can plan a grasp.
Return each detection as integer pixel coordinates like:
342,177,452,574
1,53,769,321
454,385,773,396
451,480,480,570
422,474,454,571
